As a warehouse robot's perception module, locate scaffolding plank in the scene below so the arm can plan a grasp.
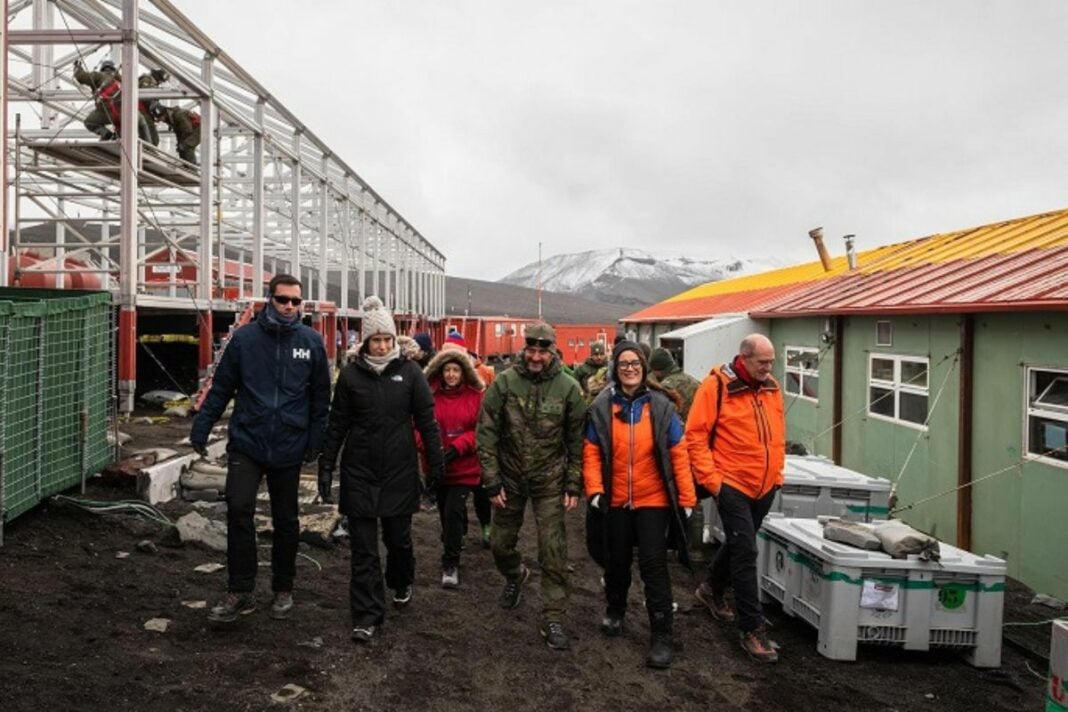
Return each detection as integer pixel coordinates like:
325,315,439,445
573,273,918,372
23,139,200,187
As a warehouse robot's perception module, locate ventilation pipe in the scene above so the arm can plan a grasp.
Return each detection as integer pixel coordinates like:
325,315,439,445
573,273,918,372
809,227,833,272
844,234,857,270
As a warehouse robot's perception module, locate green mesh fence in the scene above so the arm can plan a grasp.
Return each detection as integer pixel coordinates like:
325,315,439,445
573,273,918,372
0,288,114,528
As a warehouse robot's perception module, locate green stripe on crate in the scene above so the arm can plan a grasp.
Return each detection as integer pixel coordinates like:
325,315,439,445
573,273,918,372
786,550,1004,592
1048,696,1068,712
846,504,891,516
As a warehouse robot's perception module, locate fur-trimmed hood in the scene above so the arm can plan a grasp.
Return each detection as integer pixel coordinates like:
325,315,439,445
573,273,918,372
425,348,484,391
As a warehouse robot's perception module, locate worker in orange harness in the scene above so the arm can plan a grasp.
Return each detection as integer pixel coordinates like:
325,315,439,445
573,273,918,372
685,333,785,663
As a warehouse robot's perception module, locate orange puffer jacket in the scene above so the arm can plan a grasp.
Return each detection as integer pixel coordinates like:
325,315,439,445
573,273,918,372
684,362,785,500
583,389,696,509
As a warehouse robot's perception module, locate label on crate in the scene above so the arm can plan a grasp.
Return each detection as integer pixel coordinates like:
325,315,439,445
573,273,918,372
860,580,900,611
937,584,968,612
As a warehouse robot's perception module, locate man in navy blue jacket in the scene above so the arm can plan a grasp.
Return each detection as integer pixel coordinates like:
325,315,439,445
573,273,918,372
191,274,331,626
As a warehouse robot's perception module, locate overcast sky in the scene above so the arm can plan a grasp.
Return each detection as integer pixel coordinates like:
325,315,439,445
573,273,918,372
182,1,1068,281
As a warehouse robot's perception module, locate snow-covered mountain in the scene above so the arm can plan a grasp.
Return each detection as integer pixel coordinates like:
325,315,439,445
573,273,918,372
498,248,777,307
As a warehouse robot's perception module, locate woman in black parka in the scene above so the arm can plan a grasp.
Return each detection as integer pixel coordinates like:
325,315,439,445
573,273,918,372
318,296,445,643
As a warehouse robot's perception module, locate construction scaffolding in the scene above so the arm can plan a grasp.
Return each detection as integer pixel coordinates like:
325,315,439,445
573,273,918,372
3,0,448,410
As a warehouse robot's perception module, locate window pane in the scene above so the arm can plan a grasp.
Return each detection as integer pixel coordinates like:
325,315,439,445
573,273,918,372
1029,415,1068,462
1034,375,1068,410
786,349,806,367
870,386,894,417
801,352,820,372
901,360,929,389
871,358,895,382
803,374,819,399
900,391,928,425
786,371,801,395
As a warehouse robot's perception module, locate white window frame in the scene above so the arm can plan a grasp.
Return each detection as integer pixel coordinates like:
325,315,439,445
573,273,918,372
1024,365,1068,470
867,353,930,430
784,345,821,403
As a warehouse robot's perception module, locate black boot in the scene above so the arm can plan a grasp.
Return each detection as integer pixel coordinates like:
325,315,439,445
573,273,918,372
646,610,673,669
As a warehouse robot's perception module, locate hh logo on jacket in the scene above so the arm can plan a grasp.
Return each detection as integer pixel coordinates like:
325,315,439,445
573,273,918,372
292,348,311,360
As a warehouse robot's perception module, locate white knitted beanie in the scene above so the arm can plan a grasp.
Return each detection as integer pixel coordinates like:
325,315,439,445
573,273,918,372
361,295,396,340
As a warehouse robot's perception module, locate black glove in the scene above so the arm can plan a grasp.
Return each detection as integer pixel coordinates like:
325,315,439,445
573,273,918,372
443,447,458,464
318,467,333,504
191,442,208,458
588,493,607,513
303,448,320,465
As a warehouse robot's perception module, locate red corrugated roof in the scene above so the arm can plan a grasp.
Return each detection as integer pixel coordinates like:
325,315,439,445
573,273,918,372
753,246,1068,316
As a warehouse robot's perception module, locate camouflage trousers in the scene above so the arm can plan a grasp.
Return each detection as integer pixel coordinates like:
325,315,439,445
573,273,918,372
491,489,569,623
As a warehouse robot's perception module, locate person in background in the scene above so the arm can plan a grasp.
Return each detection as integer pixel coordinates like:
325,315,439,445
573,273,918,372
423,345,485,587
685,334,785,663
412,332,435,368
191,274,331,627
317,296,445,643
648,348,700,422
477,322,587,650
583,341,695,668
573,341,608,395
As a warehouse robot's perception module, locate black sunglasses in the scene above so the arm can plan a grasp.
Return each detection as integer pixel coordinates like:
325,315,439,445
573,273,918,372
272,295,303,306
525,337,553,349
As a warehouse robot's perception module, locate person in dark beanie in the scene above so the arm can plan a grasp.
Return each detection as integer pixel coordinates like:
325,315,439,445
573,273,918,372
573,340,608,395
412,332,435,368
192,274,331,627
649,348,701,421
318,296,445,643
582,340,696,668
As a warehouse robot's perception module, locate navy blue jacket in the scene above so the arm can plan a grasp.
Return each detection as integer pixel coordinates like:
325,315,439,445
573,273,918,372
191,307,332,468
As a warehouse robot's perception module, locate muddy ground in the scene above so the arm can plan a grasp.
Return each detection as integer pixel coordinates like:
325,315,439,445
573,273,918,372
0,416,1053,711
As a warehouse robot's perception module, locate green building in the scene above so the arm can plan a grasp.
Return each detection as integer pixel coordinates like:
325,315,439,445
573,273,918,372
624,209,1068,600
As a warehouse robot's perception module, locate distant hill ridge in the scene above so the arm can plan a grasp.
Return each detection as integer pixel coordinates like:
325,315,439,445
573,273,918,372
498,248,777,307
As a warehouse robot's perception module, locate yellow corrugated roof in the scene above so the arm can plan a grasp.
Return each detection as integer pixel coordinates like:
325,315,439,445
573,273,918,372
664,208,1068,305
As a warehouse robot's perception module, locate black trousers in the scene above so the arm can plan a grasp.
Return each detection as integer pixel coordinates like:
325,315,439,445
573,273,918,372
706,484,778,633
224,450,301,594
348,515,414,627
604,507,673,627
437,484,477,568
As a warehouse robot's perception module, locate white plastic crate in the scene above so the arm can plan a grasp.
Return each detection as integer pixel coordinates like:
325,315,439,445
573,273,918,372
756,515,1005,667
704,455,892,543
1051,620,1068,710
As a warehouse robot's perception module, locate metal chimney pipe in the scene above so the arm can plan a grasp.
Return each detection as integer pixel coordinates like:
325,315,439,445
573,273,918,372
809,227,833,272
844,234,857,270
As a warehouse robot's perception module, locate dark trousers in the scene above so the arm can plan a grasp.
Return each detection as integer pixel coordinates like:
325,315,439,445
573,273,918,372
437,484,476,568
458,484,492,538
706,484,777,633
348,515,414,627
604,507,673,628
224,451,301,594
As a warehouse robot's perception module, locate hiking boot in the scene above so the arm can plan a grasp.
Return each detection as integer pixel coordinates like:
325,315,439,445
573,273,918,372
351,625,376,643
695,582,735,622
442,568,460,589
207,592,256,625
646,632,674,669
540,621,571,651
268,592,294,620
599,614,623,637
392,585,412,608
480,524,491,549
740,625,779,663
498,565,530,609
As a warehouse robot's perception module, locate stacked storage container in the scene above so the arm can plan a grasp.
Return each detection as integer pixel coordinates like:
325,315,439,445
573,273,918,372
756,515,1005,667
705,455,892,542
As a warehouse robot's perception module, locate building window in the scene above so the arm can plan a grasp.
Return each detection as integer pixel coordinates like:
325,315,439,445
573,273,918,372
876,321,893,347
1026,367,1068,467
868,353,929,428
494,323,502,337
785,346,820,401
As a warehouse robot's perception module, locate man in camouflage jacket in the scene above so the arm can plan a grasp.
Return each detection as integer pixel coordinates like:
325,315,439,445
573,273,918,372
649,347,701,421
477,322,587,650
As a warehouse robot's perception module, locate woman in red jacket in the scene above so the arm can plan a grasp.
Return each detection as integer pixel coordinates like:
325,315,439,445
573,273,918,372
583,340,696,669
424,347,485,588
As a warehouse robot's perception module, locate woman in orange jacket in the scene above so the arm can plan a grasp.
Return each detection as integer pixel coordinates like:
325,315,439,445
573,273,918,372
582,340,696,669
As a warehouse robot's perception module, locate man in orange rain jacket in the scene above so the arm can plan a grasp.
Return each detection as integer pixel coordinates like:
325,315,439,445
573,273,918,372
685,333,785,664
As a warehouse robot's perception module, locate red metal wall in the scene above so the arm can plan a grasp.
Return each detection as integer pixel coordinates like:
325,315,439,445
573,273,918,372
554,324,614,366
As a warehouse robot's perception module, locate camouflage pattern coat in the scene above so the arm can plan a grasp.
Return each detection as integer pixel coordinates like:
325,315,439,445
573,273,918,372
657,366,702,422
477,357,587,499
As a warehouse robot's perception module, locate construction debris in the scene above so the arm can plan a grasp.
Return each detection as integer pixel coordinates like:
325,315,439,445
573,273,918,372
193,562,225,574
176,511,227,551
141,390,187,405
144,618,171,633
270,684,307,704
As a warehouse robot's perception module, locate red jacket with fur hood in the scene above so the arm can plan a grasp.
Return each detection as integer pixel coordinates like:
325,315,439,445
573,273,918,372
424,348,484,486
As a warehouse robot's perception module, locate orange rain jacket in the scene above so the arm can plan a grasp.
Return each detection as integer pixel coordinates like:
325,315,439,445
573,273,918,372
684,362,785,500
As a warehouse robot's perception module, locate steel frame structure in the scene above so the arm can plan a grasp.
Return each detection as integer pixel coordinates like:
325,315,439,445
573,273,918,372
3,0,447,410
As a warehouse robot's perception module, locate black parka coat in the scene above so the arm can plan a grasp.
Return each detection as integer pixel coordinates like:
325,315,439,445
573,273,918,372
320,355,445,518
